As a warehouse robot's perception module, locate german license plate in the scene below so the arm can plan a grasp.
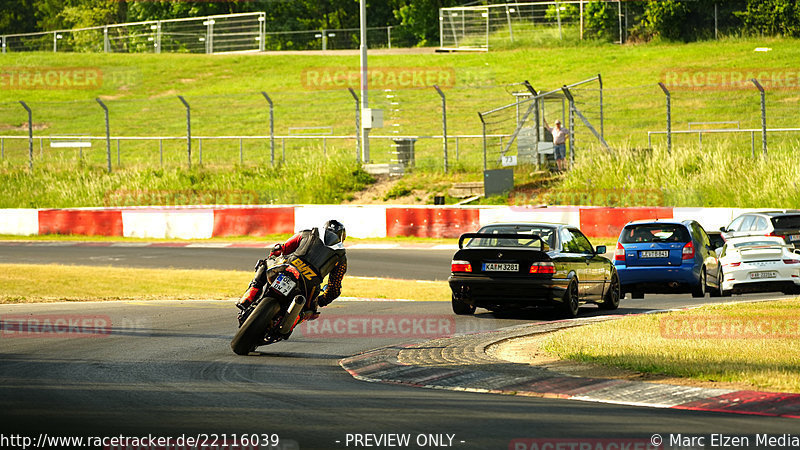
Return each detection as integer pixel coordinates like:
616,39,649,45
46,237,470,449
483,263,519,272
749,271,778,279
790,234,800,242
271,273,296,296
640,250,669,258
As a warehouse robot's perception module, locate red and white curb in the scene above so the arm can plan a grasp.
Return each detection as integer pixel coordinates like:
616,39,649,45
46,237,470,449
0,205,768,240
339,328,800,419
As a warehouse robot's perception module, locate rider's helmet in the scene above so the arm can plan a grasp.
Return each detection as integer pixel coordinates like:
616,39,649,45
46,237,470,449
323,219,346,245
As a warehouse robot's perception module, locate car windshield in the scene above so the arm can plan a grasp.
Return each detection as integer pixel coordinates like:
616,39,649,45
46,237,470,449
467,225,555,250
771,215,800,229
619,224,690,244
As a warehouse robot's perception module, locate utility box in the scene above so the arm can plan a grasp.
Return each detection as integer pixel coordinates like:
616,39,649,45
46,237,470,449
361,108,383,129
483,169,514,197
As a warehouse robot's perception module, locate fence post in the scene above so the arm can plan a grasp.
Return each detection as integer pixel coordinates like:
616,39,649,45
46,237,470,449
348,88,361,163
258,14,266,52
751,79,767,157
96,98,112,173
260,92,275,165
556,5,562,40
506,5,515,42
19,101,33,170
478,112,487,171
1,35,6,53
156,22,162,53
204,19,215,54
387,26,392,49
617,0,623,44
598,73,604,141
103,27,109,53
658,82,671,154
177,95,191,169
561,88,576,166
433,85,448,173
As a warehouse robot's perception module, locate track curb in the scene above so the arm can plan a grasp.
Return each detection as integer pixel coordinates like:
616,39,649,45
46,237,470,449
339,318,800,419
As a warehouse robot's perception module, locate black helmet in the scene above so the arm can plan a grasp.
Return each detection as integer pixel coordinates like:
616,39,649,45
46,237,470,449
323,219,346,245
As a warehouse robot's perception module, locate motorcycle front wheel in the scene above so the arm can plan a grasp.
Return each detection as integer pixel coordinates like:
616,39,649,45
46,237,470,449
230,298,281,355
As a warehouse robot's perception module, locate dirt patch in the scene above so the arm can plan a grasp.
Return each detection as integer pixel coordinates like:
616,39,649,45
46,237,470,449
488,332,763,392
345,175,433,205
0,123,48,132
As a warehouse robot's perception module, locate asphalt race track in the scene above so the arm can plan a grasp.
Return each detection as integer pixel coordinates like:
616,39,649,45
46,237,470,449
0,243,455,281
1,243,798,449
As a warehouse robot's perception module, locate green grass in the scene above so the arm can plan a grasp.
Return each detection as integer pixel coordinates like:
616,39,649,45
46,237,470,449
1,37,800,208
0,151,375,207
542,298,800,393
0,263,450,303
555,141,800,208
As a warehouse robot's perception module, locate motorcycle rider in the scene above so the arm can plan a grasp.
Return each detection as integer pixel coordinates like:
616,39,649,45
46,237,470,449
236,220,348,322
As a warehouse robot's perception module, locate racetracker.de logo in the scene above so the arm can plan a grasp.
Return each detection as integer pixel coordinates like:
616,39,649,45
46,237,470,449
1,314,112,338
662,67,800,90
302,67,457,90
660,315,800,339
509,188,664,207
0,67,103,90
297,314,455,339
509,438,661,450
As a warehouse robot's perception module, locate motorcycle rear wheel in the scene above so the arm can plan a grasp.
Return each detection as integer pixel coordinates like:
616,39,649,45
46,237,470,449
231,298,281,355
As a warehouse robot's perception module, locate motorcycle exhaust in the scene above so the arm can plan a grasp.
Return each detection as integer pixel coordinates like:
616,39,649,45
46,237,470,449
279,295,306,334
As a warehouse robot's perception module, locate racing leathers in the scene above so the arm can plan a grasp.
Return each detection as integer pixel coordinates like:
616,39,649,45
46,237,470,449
237,228,347,312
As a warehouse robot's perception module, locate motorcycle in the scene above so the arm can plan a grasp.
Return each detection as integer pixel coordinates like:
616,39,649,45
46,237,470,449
231,255,319,355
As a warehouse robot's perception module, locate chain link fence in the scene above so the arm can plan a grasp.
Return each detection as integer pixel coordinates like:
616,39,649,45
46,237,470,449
440,1,746,51
0,12,402,54
2,74,799,173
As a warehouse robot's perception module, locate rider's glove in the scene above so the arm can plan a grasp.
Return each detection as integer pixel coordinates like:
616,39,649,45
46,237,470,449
269,243,283,257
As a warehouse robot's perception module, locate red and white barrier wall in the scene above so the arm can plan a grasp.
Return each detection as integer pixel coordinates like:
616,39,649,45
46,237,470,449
0,205,763,239
0,205,766,240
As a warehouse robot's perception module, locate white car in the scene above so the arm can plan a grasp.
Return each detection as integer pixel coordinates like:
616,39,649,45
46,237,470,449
718,236,800,295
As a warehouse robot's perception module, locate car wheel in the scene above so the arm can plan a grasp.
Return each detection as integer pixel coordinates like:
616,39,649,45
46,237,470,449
691,267,707,298
451,294,476,316
560,279,580,318
710,268,723,297
599,272,620,310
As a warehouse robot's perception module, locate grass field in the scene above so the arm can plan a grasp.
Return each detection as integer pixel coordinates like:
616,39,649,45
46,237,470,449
1,37,799,208
0,263,451,303
542,298,800,393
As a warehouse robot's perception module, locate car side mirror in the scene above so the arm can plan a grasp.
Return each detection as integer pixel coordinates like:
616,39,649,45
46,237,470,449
595,245,607,254
795,249,800,255
719,227,728,233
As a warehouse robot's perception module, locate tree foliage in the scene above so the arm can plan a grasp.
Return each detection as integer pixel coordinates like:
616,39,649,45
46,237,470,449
2,0,800,45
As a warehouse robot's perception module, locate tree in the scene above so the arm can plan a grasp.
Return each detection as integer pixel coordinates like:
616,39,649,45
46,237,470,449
0,0,38,35
737,0,800,37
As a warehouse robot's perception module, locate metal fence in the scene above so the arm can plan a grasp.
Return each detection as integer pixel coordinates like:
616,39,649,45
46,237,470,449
478,76,605,171
439,1,742,51
2,77,799,174
0,12,400,54
0,84,521,172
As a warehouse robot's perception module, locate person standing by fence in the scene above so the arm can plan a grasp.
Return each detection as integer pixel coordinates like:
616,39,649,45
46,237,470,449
544,117,568,173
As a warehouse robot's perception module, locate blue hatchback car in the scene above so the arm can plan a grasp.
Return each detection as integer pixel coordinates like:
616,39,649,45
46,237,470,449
614,219,721,298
